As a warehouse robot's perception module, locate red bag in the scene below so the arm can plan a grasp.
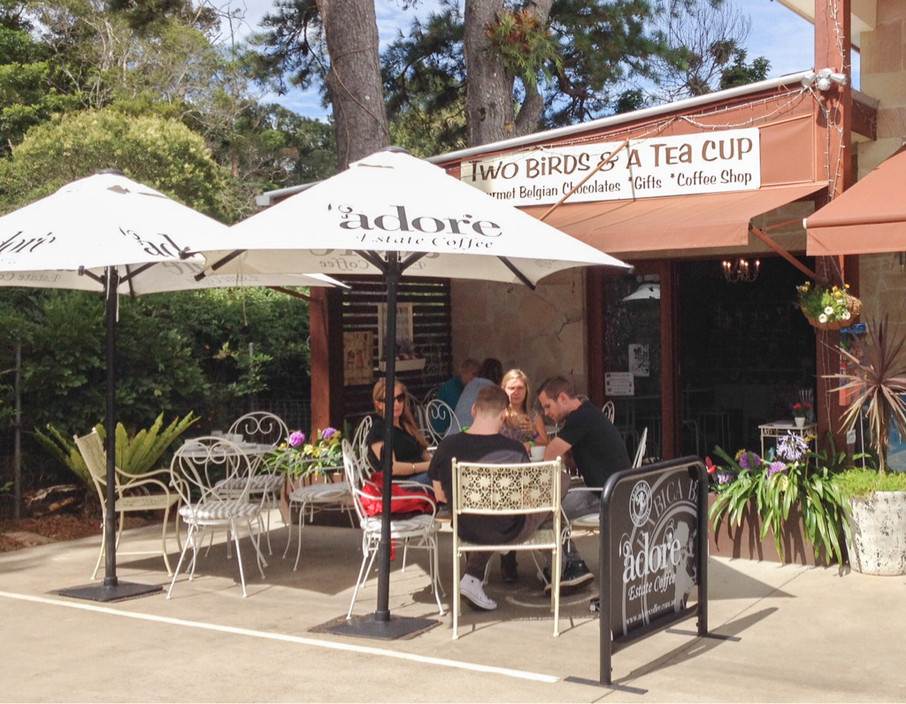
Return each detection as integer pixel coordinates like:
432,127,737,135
361,472,436,517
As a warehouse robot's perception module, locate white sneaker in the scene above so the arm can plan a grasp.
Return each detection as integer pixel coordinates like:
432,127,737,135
460,574,498,611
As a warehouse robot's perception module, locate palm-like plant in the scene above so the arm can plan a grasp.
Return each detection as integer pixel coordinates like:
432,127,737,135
34,412,199,488
828,317,906,474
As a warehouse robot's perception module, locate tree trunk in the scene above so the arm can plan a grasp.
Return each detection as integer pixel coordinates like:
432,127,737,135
316,0,389,168
464,0,515,146
464,0,552,146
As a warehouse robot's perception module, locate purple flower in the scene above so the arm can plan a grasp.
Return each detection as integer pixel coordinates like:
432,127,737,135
716,472,734,485
766,461,788,478
736,451,761,470
288,431,306,448
321,427,337,440
777,433,807,462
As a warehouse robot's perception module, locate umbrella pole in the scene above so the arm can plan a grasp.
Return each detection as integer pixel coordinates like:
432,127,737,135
375,259,399,621
102,266,119,587
58,267,161,602
326,251,438,640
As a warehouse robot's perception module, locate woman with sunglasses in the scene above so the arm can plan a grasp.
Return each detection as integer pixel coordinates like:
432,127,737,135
365,379,433,486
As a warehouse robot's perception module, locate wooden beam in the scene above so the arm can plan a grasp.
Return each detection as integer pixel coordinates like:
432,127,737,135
750,226,817,279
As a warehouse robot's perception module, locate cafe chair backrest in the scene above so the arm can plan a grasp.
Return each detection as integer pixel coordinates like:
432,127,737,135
228,411,289,447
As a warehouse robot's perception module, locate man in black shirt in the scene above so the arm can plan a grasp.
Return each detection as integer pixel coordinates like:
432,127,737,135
539,375,632,593
430,385,567,611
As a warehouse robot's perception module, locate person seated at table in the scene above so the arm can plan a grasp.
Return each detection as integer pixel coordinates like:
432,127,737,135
454,357,503,428
497,368,550,582
434,357,480,433
538,375,632,594
500,368,549,449
366,379,433,487
429,385,570,611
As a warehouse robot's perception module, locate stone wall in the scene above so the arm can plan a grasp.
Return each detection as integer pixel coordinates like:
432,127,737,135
857,1,906,326
450,268,589,395
860,1,906,150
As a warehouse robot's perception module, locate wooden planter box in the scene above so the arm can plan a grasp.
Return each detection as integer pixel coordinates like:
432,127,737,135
707,493,836,566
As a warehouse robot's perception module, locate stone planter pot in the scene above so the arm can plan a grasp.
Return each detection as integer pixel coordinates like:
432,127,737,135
846,491,906,575
708,493,835,566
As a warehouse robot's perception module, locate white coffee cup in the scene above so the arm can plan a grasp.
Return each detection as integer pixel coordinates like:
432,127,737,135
530,445,545,461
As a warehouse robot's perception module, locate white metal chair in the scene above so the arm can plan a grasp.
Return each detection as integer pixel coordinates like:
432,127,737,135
419,398,462,446
167,436,267,598
224,412,290,551
350,415,373,461
342,440,444,619
451,458,564,639
602,400,615,422
228,411,290,447
74,428,179,579
283,457,354,571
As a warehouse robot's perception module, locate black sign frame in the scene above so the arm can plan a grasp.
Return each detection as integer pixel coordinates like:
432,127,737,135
598,456,709,685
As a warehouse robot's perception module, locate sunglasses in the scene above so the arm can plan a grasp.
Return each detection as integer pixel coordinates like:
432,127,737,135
393,393,407,403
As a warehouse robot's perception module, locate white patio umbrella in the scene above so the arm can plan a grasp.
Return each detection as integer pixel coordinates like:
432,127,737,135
0,170,344,601
195,148,631,637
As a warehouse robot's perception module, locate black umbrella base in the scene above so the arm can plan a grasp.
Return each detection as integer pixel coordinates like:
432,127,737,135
57,581,162,603
322,613,440,640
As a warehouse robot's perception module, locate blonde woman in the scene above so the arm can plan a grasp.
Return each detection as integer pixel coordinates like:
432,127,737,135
365,379,433,486
500,369,549,448
498,369,548,582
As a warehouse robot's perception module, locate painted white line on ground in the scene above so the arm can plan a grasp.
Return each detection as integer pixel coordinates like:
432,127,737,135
0,590,558,683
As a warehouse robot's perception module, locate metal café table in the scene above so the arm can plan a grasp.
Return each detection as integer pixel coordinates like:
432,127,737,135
759,420,817,457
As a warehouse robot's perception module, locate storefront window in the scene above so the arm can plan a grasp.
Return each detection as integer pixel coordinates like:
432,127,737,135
603,276,662,460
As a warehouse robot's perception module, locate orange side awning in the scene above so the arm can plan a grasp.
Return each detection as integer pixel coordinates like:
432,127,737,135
807,147,906,256
524,182,827,254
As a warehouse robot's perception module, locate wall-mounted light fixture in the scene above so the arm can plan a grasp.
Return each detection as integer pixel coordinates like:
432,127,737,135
722,258,761,283
622,274,660,301
801,68,848,91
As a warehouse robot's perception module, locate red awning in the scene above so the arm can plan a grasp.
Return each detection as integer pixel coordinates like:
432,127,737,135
807,147,906,256
525,182,826,254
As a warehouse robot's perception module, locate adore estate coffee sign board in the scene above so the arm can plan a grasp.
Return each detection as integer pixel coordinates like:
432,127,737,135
461,128,760,206
604,461,703,639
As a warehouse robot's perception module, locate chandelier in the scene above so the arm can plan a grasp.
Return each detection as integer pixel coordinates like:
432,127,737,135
722,258,760,283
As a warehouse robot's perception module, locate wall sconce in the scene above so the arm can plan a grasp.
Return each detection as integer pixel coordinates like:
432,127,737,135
622,274,660,301
722,258,760,283
801,68,848,91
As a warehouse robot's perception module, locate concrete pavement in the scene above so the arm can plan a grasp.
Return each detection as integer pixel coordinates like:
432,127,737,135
1,515,904,702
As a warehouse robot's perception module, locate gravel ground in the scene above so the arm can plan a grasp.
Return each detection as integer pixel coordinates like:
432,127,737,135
0,514,103,552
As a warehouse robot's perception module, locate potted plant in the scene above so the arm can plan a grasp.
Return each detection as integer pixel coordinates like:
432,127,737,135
265,426,344,480
792,402,812,428
796,280,862,330
707,434,848,566
828,317,906,575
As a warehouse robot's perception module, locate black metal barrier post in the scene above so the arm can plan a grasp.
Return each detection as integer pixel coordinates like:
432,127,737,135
598,456,710,686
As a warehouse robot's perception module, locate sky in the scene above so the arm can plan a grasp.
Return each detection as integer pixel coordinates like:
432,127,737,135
229,0,843,120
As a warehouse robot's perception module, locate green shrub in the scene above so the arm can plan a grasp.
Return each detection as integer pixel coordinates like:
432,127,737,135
833,467,906,499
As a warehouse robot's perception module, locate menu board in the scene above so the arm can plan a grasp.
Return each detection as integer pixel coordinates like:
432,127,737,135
605,371,635,396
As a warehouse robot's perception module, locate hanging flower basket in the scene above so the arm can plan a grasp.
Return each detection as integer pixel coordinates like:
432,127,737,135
796,281,862,330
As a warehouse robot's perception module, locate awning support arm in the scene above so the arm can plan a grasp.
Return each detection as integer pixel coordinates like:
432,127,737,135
538,140,630,222
750,225,817,279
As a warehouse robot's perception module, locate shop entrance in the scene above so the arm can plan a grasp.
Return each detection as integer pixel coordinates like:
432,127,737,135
677,257,817,457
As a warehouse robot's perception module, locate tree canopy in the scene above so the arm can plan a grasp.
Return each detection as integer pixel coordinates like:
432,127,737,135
251,0,770,153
